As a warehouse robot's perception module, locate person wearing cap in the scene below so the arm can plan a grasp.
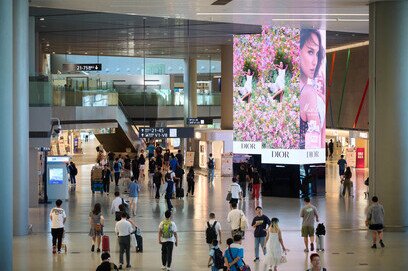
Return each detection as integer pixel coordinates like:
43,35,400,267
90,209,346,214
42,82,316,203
96,252,119,271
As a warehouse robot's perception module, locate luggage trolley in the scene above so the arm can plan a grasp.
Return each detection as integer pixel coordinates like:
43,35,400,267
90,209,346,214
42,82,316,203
91,165,104,194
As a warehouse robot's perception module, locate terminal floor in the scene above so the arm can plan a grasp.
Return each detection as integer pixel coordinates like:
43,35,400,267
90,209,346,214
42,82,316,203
14,143,408,270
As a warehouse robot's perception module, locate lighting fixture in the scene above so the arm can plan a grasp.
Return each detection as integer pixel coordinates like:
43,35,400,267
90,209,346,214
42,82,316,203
326,41,369,53
196,12,368,16
39,17,45,21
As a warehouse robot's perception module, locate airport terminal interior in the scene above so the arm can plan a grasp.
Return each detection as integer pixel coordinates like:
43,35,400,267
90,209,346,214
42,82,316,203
2,0,408,270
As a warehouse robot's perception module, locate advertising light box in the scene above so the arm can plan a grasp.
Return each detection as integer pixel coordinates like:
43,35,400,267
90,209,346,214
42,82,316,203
233,27,326,164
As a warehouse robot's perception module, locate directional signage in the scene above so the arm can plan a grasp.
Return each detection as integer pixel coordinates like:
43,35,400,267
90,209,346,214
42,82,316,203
139,127,194,138
186,118,213,125
62,63,102,72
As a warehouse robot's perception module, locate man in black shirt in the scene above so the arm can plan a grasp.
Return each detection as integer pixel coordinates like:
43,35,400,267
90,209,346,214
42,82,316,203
176,150,184,168
153,167,163,199
251,206,270,262
237,164,248,198
102,164,111,195
174,164,185,189
96,252,118,271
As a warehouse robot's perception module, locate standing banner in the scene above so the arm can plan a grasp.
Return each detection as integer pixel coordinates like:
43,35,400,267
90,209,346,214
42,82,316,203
185,151,195,167
221,152,234,176
356,148,365,168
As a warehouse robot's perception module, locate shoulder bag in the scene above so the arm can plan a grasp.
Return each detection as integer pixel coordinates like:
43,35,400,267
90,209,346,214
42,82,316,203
228,247,251,271
226,191,232,201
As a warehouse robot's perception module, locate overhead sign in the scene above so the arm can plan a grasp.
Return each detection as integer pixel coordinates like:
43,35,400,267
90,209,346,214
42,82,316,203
187,118,213,125
62,63,102,72
139,127,194,138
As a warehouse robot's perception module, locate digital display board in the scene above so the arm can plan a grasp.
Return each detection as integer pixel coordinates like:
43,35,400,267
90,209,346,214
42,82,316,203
233,27,326,164
139,127,194,138
49,168,64,185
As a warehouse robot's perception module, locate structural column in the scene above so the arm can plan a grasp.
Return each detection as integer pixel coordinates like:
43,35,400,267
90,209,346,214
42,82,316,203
13,0,30,235
0,0,14,269
369,1,408,227
183,57,197,119
221,45,233,130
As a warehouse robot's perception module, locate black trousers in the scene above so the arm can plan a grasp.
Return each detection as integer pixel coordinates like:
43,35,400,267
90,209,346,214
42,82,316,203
187,181,195,195
114,172,120,186
239,182,247,197
161,241,174,267
118,235,131,265
51,227,64,251
165,195,173,210
103,179,110,193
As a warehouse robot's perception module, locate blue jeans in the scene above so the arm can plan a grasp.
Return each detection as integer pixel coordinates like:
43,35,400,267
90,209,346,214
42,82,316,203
254,236,266,258
208,168,214,182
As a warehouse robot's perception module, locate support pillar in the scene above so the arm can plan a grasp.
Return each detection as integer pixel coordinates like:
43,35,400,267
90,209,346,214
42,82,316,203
221,45,233,130
13,0,30,235
369,1,408,227
0,0,14,269
183,57,197,119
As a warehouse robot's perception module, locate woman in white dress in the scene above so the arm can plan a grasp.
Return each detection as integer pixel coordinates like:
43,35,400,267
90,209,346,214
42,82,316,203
268,62,287,102
264,218,288,271
240,69,253,102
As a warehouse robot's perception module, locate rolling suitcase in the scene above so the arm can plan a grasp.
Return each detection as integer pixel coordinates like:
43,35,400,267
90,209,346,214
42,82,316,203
176,187,184,198
102,235,110,252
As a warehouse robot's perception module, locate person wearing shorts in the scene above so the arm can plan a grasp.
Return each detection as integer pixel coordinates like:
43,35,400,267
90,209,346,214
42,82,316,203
128,178,140,216
366,196,385,249
300,197,319,252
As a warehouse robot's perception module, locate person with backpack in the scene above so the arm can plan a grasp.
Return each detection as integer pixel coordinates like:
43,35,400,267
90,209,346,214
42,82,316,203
208,153,215,183
153,167,163,199
251,206,270,262
169,153,178,172
206,213,222,248
306,253,327,271
111,192,129,220
158,210,178,271
186,167,195,197
89,203,104,253
165,172,175,210
366,196,385,249
68,161,78,185
315,223,326,252
208,240,225,271
113,158,122,187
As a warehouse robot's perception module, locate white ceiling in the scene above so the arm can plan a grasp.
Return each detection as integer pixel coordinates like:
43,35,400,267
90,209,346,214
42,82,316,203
30,0,371,33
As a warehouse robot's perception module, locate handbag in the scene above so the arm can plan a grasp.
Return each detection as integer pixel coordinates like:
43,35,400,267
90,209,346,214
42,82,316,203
94,223,102,232
130,233,137,248
280,252,287,263
226,191,232,201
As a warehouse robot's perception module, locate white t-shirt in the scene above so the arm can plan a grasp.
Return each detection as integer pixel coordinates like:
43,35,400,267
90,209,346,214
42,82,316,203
208,219,222,240
50,207,66,229
229,183,242,199
167,170,176,181
227,209,244,230
159,220,178,243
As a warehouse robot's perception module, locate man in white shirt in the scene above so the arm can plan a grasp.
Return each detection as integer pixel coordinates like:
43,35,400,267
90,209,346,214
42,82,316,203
115,213,134,269
111,191,127,214
227,202,245,237
49,199,66,254
158,210,178,271
207,212,222,247
229,177,243,205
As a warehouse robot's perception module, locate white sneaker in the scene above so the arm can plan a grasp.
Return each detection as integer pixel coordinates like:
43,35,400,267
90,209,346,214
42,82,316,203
161,266,166,270
166,268,171,271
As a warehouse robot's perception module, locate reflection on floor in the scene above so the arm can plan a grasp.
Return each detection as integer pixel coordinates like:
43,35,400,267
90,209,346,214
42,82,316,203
13,139,407,271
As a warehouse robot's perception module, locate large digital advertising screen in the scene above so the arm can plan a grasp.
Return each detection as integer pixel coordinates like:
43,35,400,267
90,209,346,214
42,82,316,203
233,27,326,164
49,168,64,185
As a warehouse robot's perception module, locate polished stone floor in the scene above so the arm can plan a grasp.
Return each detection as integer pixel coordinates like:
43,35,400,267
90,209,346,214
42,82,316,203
13,139,407,270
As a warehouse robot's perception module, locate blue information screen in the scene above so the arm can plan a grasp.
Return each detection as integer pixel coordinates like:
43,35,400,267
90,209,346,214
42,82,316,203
49,168,64,185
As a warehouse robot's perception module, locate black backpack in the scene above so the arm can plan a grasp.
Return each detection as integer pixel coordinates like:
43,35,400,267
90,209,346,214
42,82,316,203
206,221,218,244
213,247,225,269
316,223,326,236
208,158,214,169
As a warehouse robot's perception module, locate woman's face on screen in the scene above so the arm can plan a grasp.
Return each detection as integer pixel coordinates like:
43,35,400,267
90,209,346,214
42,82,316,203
300,33,320,79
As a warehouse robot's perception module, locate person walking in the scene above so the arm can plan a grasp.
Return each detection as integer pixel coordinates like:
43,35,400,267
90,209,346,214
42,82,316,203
96,252,119,271
208,240,225,271
50,199,66,254
164,149,170,171
264,218,287,271
169,154,178,172
300,197,319,252
165,173,175,210
186,167,195,197
176,149,184,168
110,192,128,216
113,158,122,187
153,167,163,199
89,203,104,253
208,153,215,183
366,196,385,249
206,213,222,247
138,149,146,180
148,157,156,188
115,212,133,269
237,164,248,198
306,253,327,271
224,235,245,271
228,178,243,205
131,156,140,181
251,206,270,262
337,155,347,178
102,164,111,195
228,202,246,238
174,164,185,190
342,167,353,197
158,210,178,271
128,177,140,216
68,161,78,185
328,139,334,158
251,168,262,200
